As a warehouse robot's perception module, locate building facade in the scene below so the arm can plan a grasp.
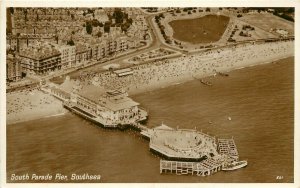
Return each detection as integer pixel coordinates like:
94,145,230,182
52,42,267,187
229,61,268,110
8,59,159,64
19,45,62,75
56,45,76,69
6,53,22,82
72,86,141,125
75,44,92,67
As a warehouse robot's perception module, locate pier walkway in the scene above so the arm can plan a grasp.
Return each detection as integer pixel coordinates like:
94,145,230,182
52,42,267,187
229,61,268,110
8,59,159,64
217,138,239,160
160,156,225,176
131,122,149,131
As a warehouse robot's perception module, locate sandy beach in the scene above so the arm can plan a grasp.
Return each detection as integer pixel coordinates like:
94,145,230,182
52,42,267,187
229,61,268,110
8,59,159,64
7,89,66,125
7,40,294,124
90,40,294,95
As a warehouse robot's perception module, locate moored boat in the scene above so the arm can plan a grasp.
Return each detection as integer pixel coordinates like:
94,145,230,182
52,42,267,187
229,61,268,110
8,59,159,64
218,72,229,77
222,160,247,171
200,79,213,86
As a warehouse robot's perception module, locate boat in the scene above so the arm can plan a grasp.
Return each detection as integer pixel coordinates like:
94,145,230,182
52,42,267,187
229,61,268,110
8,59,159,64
222,160,247,171
218,72,229,77
200,79,213,86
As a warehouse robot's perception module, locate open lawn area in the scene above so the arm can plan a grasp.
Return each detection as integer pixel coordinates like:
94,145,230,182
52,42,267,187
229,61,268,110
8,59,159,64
241,13,294,35
169,15,230,44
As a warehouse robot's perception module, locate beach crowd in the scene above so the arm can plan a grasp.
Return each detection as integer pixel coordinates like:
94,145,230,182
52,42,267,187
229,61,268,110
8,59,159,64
80,39,293,94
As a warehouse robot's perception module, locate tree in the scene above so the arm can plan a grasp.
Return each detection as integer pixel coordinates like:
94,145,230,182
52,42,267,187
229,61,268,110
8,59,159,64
155,15,160,21
113,8,125,24
104,22,110,33
91,19,101,27
206,8,211,12
86,22,93,34
127,18,133,24
96,31,102,37
67,39,75,46
121,22,131,32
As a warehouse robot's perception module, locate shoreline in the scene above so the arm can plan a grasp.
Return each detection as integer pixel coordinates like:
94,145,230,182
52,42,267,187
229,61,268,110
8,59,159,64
7,55,293,125
8,111,68,125
7,90,67,125
128,55,293,96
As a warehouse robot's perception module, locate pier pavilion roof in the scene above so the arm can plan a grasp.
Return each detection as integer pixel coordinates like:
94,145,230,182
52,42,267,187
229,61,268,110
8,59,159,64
103,97,139,112
150,129,218,160
77,84,105,103
76,84,139,111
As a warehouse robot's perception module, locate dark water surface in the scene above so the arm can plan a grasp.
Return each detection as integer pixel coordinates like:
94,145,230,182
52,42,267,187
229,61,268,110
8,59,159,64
7,57,294,183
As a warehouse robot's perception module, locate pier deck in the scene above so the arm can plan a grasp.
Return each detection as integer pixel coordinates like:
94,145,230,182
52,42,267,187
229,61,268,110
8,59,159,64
217,138,239,160
160,156,224,176
131,122,149,131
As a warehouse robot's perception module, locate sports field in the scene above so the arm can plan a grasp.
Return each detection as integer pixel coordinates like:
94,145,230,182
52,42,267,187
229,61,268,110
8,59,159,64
169,15,230,44
241,13,294,35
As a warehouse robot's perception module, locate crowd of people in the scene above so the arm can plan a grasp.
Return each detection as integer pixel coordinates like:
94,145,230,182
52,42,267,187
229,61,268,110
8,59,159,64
78,39,293,95
7,89,65,124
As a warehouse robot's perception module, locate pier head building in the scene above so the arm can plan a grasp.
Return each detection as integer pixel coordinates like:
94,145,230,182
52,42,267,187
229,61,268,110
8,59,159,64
50,80,148,128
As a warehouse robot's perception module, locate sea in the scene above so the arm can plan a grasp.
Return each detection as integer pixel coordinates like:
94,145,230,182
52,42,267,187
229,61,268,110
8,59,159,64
7,57,294,183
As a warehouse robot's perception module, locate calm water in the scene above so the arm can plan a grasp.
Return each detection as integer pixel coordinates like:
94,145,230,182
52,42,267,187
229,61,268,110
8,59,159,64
7,57,294,183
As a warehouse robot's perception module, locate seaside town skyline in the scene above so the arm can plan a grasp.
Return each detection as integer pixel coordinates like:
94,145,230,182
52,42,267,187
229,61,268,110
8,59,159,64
5,7,295,183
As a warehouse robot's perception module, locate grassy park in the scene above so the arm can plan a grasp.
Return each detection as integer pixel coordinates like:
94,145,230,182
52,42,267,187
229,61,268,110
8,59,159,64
169,15,230,44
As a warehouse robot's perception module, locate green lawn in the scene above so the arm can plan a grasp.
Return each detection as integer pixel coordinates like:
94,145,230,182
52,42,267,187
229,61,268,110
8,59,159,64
169,15,230,44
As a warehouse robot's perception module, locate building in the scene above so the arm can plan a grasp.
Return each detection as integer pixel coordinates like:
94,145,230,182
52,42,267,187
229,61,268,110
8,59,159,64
89,34,129,61
49,76,75,101
6,33,57,52
54,44,76,69
75,43,92,67
90,39,106,61
6,53,22,82
70,84,145,126
19,44,61,75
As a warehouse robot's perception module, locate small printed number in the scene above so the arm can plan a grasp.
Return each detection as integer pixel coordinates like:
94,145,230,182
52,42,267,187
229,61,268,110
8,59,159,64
276,176,284,180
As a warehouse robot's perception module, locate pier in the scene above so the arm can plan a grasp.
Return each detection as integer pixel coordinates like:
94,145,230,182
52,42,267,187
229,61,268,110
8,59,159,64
131,122,149,131
217,138,239,160
45,79,245,176
160,156,224,176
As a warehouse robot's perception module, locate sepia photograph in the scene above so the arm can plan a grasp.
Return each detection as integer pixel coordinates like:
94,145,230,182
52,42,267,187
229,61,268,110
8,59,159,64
2,3,298,186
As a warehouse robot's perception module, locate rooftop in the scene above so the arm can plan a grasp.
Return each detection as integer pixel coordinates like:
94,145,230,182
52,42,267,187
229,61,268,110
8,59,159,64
77,84,105,103
104,97,139,111
76,43,90,53
19,44,61,61
76,84,139,111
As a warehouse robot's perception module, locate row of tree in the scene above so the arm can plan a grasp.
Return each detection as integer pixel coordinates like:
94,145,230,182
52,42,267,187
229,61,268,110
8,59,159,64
154,14,171,44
